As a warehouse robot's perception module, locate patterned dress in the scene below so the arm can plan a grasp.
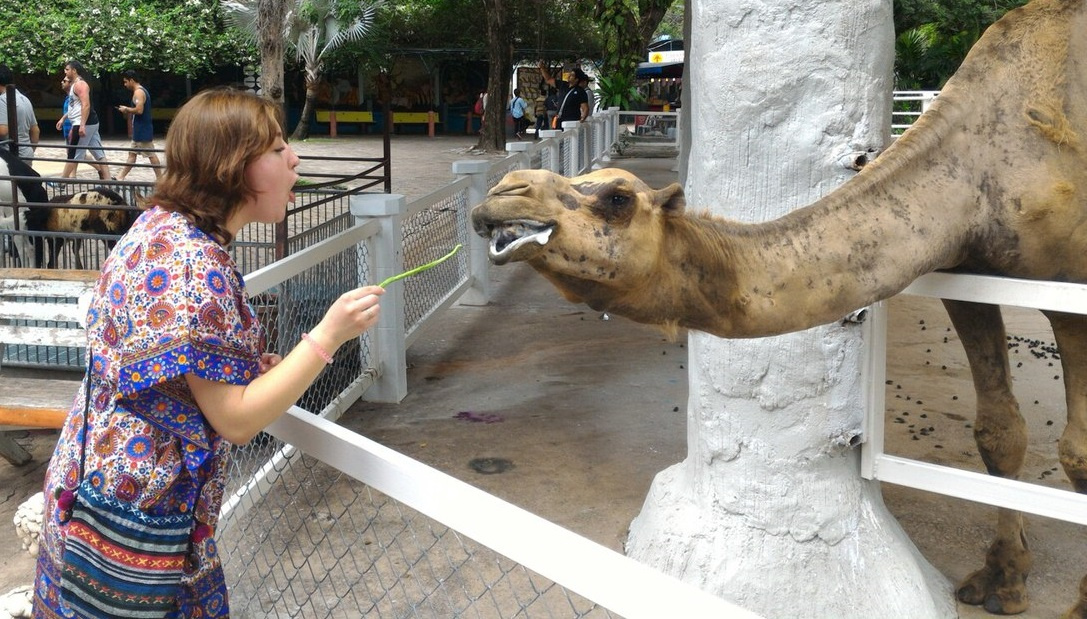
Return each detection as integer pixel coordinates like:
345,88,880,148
34,206,265,618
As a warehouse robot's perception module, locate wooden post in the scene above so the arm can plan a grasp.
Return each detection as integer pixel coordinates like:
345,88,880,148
329,110,338,137
428,111,436,137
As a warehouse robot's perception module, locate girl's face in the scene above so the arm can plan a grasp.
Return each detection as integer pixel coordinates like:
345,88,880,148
232,135,300,232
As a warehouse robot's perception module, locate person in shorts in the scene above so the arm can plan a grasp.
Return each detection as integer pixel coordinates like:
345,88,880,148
59,60,110,180
115,69,163,180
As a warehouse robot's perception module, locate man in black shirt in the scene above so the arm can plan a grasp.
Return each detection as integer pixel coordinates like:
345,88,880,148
539,64,590,127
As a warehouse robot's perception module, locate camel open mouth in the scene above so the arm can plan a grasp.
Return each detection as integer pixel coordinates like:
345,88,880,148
486,219,553,264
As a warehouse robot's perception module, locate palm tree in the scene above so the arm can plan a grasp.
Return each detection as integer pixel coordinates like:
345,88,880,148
225,0,381,140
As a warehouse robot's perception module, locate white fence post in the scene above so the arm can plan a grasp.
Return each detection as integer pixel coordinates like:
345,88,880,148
562,121,581,174
505,141,531,169
352,193,408,403
591,116,607,169
607,107,620,146
539,130,562,172
452,160,492,305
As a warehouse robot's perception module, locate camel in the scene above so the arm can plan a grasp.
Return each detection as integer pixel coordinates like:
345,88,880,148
470,0,1087,615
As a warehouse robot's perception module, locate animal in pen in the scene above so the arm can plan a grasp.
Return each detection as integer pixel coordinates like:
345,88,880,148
471,0,1087,615
0,147,49,264
24,187,136,270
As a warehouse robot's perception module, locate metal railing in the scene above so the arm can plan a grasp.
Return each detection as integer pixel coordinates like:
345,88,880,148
861,274,1087,525
214,108,756,617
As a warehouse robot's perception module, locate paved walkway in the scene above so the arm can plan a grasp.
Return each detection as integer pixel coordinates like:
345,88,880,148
27,134,506,201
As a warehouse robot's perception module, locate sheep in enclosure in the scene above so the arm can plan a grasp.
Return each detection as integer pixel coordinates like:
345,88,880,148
24,187,136,269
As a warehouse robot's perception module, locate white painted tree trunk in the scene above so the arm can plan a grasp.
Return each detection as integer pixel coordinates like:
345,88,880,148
624,1,957,616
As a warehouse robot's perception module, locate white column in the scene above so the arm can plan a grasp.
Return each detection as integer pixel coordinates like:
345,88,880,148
624,0,956,616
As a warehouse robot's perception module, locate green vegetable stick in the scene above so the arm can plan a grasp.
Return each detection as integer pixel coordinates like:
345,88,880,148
379,244,463,288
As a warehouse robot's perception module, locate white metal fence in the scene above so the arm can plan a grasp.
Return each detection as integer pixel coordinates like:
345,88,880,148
862,90,1087,526
214,109,758,618
861,274,1087,525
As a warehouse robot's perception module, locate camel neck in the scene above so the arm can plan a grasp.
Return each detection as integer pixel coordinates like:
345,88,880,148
674,130,977,338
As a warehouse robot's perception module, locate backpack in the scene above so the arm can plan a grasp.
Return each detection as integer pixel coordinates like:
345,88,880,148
473,97,484,115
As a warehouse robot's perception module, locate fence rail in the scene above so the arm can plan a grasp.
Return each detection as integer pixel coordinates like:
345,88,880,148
861,273,1087,526
211,109,758,618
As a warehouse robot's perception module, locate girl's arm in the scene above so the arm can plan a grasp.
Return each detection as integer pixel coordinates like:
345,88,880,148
186,286,383,443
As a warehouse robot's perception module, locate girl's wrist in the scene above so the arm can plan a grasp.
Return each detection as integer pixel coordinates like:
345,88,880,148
301,331,336,364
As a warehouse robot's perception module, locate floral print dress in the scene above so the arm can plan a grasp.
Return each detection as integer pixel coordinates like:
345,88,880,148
34,206,265,618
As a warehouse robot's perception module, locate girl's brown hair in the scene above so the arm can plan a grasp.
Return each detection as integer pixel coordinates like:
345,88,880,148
148,88,284,245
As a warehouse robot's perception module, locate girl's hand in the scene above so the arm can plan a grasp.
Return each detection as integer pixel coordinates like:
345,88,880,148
259,353,282,375
308,285,385,351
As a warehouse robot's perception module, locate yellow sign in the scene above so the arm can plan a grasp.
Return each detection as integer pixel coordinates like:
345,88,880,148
648,50,684,63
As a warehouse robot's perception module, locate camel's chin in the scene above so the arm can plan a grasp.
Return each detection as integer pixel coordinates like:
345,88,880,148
487,224,553,264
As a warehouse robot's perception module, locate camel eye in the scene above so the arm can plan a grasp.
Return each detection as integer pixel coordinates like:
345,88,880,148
610,193,630,207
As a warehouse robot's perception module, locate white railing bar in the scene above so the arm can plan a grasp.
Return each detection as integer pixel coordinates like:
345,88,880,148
218,365,376,532
243,218,381,296
871,454,1087,525
902,271,1087,313
266,406,762,619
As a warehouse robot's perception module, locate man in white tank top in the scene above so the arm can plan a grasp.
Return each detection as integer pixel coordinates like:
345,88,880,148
60,60,110,180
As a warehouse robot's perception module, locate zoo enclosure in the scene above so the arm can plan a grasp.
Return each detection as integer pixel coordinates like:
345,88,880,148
4,111,754,617
214,108,753,617
6,91,1081,615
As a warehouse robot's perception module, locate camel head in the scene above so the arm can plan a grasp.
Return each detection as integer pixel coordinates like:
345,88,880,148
471,168,692,319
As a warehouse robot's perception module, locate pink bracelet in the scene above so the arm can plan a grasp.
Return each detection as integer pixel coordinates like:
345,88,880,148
301,333,333,365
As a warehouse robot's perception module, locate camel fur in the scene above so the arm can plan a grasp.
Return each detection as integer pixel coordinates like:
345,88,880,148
471,0,1087,615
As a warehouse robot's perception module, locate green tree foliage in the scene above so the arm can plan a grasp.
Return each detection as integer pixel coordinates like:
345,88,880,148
0,0,247,76
892,0,1027,89
591,0,676,109
224,0,380,138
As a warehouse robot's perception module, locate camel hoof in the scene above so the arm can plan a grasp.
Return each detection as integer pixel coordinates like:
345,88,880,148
983,591,1029,615
956,567,1029,615
956,569,991,606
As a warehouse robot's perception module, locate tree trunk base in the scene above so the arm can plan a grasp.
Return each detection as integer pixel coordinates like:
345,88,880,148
626,452,956,617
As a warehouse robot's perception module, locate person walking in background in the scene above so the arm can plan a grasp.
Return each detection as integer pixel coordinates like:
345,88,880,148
533,88,548,138
59,60,110,180
33,88,384,618
509,88,528,140
115,69,163,181
472,90,486,134
54,76,90,180
56,76,72,142
0,64,40,159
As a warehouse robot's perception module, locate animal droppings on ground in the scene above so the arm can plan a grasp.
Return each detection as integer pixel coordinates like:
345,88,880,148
469,457,514,475
454,411,504,423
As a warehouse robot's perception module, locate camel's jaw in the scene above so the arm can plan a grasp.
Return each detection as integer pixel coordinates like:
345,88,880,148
477,218,554,265
471,177,559,264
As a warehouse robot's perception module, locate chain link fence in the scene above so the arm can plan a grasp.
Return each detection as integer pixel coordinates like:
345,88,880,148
2,115,757,617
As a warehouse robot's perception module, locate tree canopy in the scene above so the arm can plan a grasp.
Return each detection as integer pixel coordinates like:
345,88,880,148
0,0,249,76
892,0,1028,88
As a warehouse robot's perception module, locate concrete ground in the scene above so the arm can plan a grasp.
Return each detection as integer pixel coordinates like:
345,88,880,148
3,136,1084,617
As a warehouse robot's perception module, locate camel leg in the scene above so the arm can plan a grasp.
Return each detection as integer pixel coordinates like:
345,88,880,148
1041,311,1087,618
943,300,1032,615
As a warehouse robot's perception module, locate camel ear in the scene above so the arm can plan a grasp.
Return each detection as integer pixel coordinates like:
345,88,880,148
654,183,686,215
